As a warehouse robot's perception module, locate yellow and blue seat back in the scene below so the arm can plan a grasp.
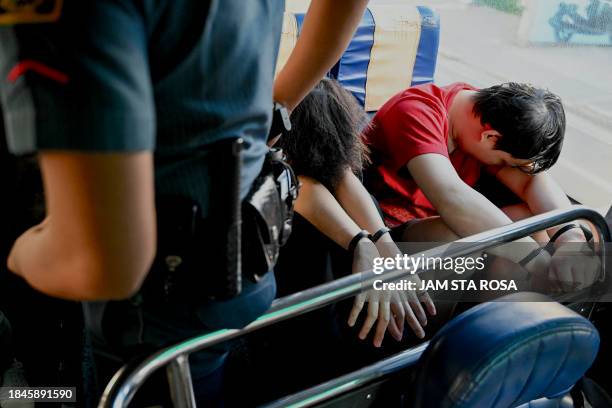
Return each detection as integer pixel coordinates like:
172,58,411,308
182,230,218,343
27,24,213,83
277,2,440,112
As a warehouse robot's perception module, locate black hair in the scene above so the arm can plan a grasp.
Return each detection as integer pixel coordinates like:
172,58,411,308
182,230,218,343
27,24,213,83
472,82,565,174
278,78,370,189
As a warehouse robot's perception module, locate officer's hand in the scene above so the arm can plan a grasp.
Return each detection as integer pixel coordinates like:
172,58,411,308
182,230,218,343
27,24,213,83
548,243,600,292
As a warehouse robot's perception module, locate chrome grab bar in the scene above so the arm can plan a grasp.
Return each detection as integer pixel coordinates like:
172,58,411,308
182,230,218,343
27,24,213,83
261,342,430,408
98,206,611,408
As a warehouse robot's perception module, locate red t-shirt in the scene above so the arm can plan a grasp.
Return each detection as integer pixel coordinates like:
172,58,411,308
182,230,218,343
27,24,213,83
363,82,483,227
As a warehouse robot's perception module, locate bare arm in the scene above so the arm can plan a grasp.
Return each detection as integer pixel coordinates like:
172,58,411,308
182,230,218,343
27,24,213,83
409,154,521,237
495,167,586,243
495,167,599,291
7,151,156,300
334,169,396,253
408,154,537,262
297,175,432,341
294,175,363,249
273,0,369,111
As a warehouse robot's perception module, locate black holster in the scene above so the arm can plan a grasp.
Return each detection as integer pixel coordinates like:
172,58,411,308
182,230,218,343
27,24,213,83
242,148,299,279
139,141,298,304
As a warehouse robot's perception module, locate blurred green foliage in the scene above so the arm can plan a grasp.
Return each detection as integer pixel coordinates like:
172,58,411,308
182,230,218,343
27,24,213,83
474,0,524,15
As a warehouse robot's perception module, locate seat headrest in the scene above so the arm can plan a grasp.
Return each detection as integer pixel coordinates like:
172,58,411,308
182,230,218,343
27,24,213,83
277,3,440,112
412,293,600,408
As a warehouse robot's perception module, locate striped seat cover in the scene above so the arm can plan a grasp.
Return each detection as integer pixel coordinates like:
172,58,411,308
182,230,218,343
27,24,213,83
276,1,440,112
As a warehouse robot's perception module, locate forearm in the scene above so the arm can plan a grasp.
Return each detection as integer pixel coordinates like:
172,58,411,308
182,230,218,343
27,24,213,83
8,222,71,298
439,187,516,237
295,176,362,249
8,151,157,300
523,174,585,242
334,170,385,233
273,0,368,110
440,187,539,262
409,155,532,244
334,170,399,255
9,221,143,300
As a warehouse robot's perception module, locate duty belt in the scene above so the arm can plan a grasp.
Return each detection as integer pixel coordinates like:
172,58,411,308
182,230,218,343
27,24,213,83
138,139,298,304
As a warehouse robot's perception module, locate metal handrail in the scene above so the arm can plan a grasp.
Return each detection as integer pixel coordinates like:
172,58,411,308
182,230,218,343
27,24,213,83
261,342,430,408
98,206,611,408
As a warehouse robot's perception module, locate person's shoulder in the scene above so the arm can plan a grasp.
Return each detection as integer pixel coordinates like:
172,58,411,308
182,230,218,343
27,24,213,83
367,83,450,146
379,83,448,117
395,83,446,99
441,82,479,93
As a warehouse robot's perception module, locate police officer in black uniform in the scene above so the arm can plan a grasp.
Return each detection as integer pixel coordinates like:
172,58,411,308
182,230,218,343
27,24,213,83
0,0,369,404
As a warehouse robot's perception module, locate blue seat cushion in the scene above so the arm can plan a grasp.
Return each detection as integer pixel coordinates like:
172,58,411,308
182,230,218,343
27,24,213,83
411,293,600,408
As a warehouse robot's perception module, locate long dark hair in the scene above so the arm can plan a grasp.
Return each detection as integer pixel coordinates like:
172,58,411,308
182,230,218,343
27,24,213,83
278,78,370,190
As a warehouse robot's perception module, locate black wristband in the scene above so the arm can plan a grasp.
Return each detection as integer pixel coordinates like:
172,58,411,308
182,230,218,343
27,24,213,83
549,223,582,244
545,223,595,256
518,247,545,268
580,224,594,242
548,223,593,243
520,223,592,266
544,223,585,255
348,230,370,255
369,227,391,243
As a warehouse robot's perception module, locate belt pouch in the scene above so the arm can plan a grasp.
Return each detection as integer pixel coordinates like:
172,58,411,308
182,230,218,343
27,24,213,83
206,138,243,299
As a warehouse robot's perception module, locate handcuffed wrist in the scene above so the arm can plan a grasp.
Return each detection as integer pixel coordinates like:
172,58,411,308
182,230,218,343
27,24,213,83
550,223,582,243
550,223,593,251
369,227,391,243
348,230,370,255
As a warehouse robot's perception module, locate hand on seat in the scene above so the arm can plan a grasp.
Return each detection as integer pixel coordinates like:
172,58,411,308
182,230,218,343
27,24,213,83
525,229,601,294
376,243,436,339
548,242,601,292
347,240,435,347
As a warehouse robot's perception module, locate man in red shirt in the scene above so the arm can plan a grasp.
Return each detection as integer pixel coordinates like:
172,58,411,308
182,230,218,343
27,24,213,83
364,82,598,289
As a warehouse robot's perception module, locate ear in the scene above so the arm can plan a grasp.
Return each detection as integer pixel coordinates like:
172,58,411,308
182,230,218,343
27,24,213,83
480,128,501,146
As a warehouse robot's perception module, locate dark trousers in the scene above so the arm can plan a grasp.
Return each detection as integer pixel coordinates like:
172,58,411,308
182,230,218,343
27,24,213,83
83,268,276,407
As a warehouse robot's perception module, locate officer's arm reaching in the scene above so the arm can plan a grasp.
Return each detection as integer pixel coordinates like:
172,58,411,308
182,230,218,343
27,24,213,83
7,152,156,301
273,0,369,111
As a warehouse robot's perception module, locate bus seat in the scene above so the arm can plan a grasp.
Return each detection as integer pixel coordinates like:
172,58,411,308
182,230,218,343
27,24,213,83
277,2,440,112
410,292,599,408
